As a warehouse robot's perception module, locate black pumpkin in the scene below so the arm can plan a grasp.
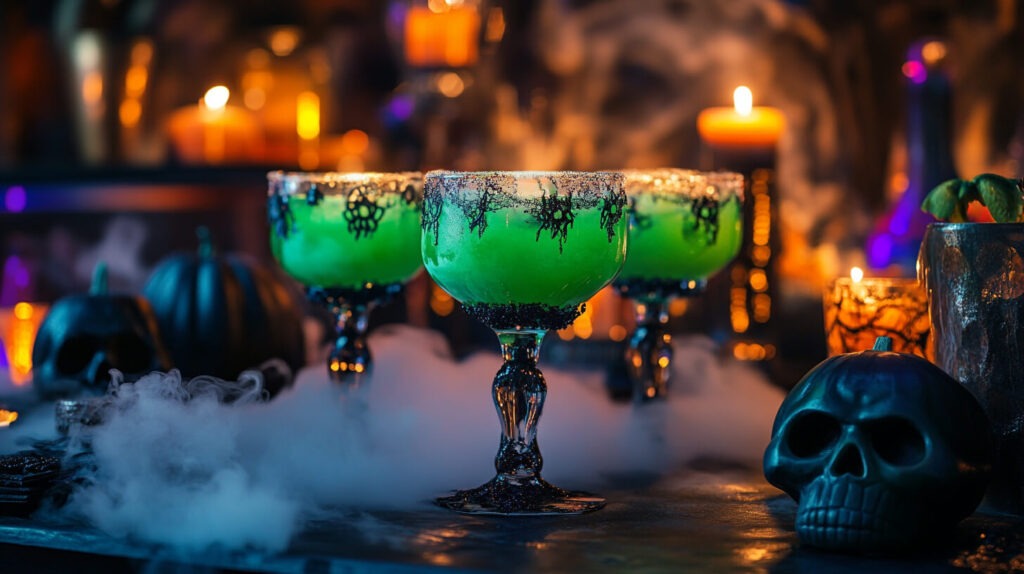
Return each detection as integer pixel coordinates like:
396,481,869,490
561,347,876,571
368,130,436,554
33,262,172,399
142,229,305,395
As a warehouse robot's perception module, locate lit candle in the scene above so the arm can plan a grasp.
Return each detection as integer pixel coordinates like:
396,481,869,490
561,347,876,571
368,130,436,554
697,87,785,362
404,2,481,68
696,86,785,150
0,302,47,387
166,86,261,164
823,267,931,358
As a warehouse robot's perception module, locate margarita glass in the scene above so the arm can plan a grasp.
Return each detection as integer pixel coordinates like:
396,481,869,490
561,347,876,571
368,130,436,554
614,169,743,402
422,170,627,514
267,171,423,384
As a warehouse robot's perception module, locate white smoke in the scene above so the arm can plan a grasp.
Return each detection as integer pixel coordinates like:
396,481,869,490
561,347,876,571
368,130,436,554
6,326,783,553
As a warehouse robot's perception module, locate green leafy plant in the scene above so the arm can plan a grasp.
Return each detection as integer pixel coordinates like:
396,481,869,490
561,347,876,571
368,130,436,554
921,173,1024,223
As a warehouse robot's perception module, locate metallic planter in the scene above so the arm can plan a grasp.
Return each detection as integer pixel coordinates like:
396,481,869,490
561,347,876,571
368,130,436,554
920,222,1024,514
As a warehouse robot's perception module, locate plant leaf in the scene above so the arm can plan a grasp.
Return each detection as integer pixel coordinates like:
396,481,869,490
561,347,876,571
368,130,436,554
922,178,965,222
974,173,1024,223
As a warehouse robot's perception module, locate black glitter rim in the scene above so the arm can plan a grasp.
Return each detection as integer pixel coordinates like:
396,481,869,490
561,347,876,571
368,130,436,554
623,169,743,246
267,172,422,240
422,171,627,246
462,302,585,331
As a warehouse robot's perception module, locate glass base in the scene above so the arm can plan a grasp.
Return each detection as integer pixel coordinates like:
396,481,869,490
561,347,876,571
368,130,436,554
436,476,605,515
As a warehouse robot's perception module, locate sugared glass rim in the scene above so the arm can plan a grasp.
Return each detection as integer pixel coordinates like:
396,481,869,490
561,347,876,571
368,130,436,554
425,170,623,180
267,170,421,184
621,168,744,199
267,171,422,197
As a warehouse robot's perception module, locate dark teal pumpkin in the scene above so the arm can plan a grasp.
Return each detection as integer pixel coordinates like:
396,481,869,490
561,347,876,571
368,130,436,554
142,229,305,395
33,262,171,399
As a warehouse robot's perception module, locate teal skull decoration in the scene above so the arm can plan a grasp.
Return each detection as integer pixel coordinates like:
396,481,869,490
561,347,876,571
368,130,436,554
764,337,994,552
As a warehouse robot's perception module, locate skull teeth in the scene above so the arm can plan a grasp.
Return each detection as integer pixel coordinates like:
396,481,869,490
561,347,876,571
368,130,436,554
795,480,905,550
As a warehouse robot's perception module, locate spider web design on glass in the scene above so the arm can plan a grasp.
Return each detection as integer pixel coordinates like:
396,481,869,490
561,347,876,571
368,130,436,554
423,172,626,250
344,184,388,240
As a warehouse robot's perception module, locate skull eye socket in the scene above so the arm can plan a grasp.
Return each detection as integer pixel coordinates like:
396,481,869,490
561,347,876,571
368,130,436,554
107,333,153,373
865,417,926,466
785,411,841,458
56,335,100,374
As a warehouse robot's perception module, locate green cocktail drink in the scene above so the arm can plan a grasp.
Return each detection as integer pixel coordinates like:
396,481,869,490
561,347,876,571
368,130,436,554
619,172,743,283
423,171,627,329
613,169,744,403
423,200,623,310
269,173,422,289
267,171,423,383
422,171,627,515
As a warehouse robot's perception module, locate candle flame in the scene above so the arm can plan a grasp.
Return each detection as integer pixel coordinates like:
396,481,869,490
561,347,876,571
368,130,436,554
733,86,753,117
851,266,864,283
203,86,230,112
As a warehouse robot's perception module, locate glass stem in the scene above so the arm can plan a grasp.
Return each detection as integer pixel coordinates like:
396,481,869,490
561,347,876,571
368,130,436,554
625,299,672,402
328,302,374,384
493,330,547,482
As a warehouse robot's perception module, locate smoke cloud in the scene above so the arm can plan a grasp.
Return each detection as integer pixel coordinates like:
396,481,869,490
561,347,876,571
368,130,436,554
3,326,784,553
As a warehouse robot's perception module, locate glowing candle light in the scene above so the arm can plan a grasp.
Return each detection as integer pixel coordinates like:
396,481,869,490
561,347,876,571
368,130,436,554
696,86,784,149
404,3,481,68
167,86,260,165
698,87,786,361
824,269,930,358
202,86,230,163
0,302,47,387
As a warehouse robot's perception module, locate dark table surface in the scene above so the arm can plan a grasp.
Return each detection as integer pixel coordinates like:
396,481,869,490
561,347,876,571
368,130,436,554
1,467,1022,574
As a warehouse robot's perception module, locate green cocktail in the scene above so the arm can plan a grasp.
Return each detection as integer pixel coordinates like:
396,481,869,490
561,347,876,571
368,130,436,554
267,171,423,383
422,170,627,515
620,173,743,283
614,169,744,402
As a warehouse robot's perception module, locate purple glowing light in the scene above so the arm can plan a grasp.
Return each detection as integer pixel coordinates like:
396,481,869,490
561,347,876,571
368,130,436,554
0,256,30,306
902,61,927,85
866,233,894,269
386,95,415,122
4,186,26,213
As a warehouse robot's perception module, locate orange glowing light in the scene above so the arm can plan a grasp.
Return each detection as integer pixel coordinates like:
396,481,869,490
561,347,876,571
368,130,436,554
269,27,301,57
82,71,103,106
733,86,753,116
850,266,864,283
119,99,142,128
485,7,505,42
697,86,784,148
429,284,455,317
125,66,148,97
203,86,230,111
296,91,320,141
0,410,17,427
2,303,47,386
13,303,33,321
436,72,465,98
340,130,370,155
404,6,481,68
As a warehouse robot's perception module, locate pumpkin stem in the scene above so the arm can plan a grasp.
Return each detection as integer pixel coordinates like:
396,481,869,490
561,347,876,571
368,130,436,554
197,226,215,257
872,336,894,352
90,261,108,295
